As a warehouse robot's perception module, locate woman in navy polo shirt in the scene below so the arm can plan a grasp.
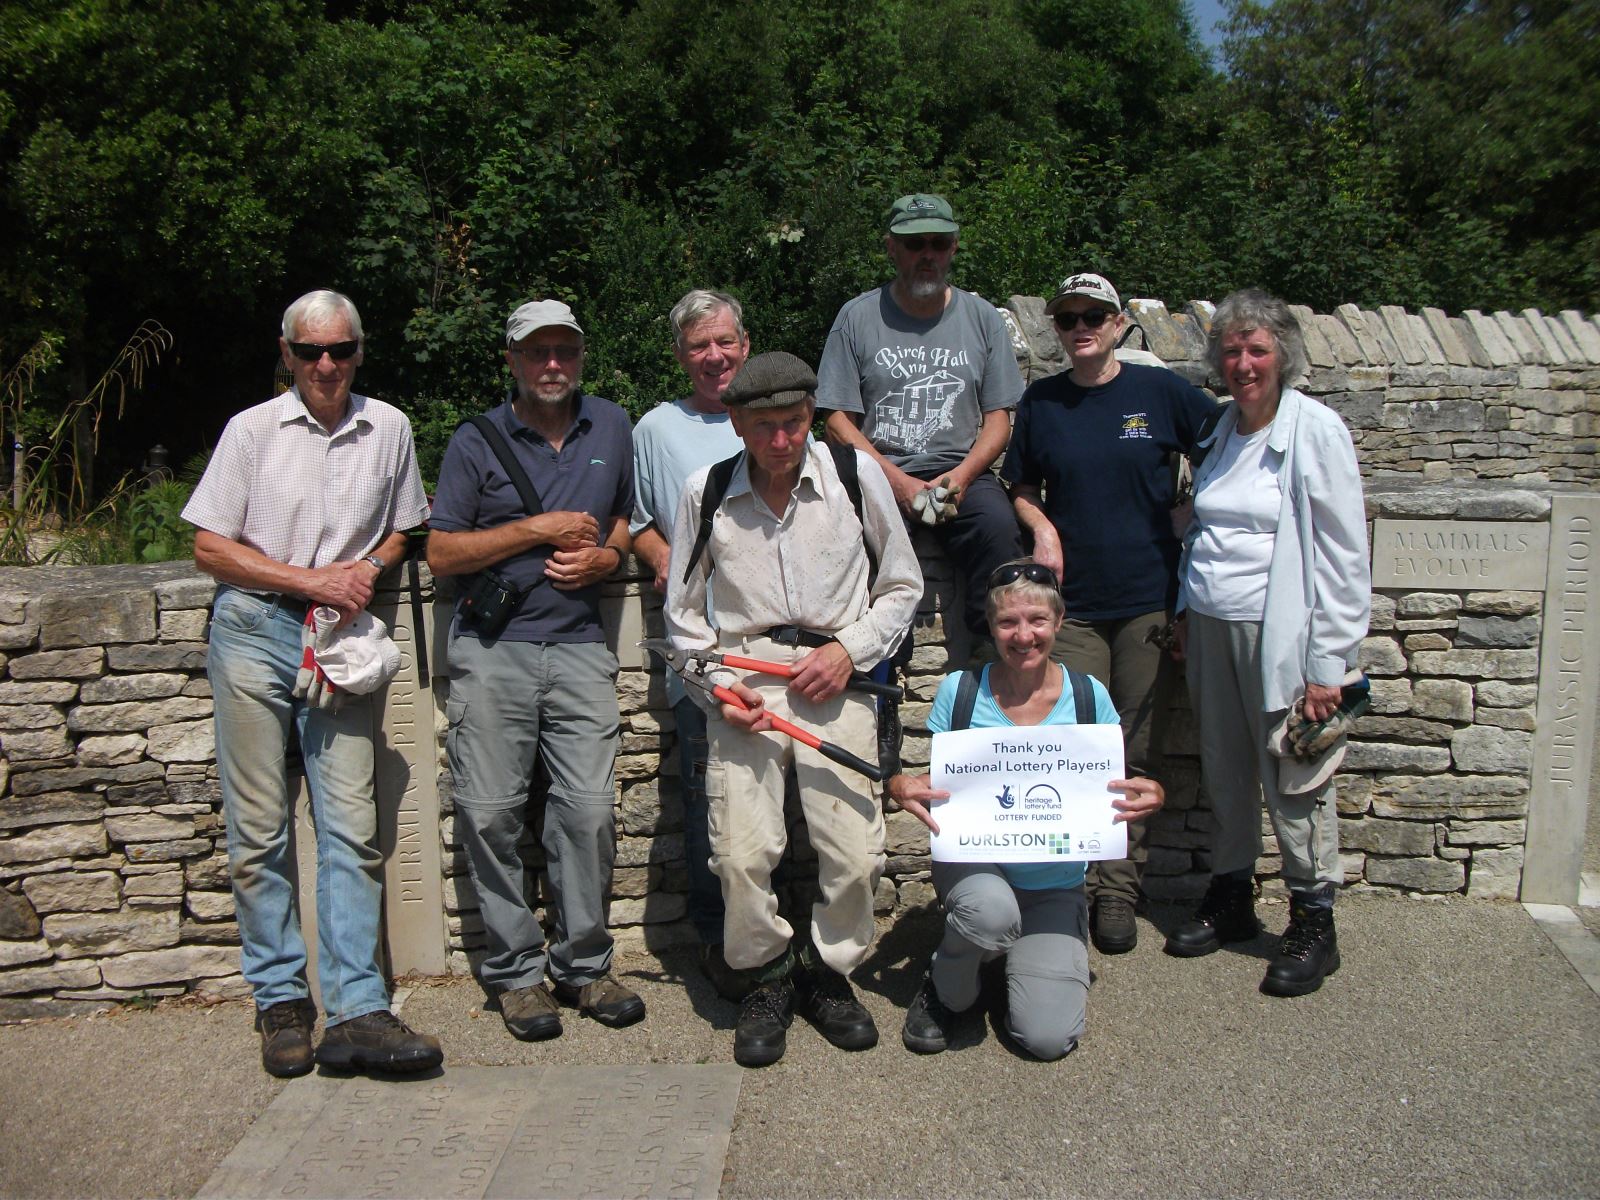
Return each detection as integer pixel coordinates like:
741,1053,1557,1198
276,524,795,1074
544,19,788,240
1003,272,1216,956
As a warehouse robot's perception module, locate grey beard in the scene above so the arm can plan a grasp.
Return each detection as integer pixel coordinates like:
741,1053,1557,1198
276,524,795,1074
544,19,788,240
906,275,946,303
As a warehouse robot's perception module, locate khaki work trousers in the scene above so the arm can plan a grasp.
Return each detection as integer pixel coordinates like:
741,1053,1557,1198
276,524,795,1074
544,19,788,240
1051,609,1172,903
703,636,886,976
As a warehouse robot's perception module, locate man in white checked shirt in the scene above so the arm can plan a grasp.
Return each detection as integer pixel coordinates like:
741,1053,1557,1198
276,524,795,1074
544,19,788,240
183,289,442,1080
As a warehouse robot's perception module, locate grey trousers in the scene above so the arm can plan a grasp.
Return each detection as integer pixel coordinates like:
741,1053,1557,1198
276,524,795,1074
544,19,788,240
1052,608,1172,903
931,862,1088,1061
445,636,621,992
1184,612,1341,887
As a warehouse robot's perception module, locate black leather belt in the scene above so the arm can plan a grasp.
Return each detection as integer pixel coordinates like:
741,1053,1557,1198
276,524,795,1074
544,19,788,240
260,592,309,618
761,625,835,649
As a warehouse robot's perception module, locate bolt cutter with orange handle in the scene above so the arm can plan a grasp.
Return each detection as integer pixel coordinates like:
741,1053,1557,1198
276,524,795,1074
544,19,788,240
639,639,885,782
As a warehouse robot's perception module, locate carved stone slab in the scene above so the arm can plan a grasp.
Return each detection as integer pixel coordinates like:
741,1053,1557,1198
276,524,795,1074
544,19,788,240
198,1065,741,1200
1372,519,1550,590
371,592,447,976
1523,494,1600,903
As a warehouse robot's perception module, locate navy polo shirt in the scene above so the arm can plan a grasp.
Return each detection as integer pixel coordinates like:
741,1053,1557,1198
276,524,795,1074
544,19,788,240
430,394,635,642
1001,363,1217,621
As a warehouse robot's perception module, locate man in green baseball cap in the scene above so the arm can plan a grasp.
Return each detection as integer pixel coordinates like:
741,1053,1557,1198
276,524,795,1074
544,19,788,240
817,192,1024,658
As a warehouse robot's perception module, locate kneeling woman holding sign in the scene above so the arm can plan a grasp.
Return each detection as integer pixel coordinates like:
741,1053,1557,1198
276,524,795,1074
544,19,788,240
887,560,1163,1059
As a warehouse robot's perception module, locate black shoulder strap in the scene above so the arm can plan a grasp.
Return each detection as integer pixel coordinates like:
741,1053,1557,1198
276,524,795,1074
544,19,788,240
682,452,745,584
950,669,980,732
462,415,543,517
952,666,1090,730
1066,669,1094,725
827,442,877,588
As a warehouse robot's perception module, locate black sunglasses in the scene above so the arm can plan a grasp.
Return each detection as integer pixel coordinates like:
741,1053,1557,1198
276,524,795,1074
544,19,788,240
987,561,1060,591
288,340,361,362
1052,309,1113,331
896,235,955,252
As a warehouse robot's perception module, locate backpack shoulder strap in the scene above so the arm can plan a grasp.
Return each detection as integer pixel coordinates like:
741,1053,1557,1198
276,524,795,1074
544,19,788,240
950,669,980,732
682,452,745,584
1066,668,1095,726
827,442,877,587
462,414,543,518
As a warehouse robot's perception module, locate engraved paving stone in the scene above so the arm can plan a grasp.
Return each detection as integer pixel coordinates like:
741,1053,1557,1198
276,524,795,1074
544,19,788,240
198,1065,742,1200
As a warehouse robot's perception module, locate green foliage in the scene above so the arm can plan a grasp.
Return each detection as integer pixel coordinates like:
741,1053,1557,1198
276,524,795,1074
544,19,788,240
0,0,1594,493
1,321,172,565
123,479,197,564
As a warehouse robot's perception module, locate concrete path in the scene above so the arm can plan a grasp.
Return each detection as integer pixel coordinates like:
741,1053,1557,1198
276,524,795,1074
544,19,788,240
2,895,1596,1199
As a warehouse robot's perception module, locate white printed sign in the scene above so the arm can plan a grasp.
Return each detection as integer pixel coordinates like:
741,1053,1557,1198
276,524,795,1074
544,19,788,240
929,725,1127,863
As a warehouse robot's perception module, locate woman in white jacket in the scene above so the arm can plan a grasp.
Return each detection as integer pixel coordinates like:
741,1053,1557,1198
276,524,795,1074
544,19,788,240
1168,289,1370,997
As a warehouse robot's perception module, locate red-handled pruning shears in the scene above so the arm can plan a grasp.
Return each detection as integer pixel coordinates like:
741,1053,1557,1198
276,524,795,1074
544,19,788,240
673,645,901,702
639,639,885,782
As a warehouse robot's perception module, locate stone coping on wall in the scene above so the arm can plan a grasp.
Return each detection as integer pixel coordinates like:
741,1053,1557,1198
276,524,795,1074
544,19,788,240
1001,297,1600,484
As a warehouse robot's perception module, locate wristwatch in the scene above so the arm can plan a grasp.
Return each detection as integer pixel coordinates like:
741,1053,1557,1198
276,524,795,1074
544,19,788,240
362,554,387,572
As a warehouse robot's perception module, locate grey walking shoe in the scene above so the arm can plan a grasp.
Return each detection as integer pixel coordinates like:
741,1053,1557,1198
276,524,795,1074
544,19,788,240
499,983,562,1041
551,973,646,1028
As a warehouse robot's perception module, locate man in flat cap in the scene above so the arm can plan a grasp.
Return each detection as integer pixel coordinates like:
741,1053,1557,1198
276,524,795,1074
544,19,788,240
816,192,1024,655
428,299,644,1043
665,351,922,1067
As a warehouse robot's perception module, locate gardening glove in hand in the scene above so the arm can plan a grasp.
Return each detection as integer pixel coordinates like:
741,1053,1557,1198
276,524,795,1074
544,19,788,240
910,476,962,526
1286,671,1369,758
291,608,344,711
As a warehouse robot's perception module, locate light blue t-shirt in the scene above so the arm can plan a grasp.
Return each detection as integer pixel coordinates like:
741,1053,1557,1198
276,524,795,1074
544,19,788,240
632,397,746,703
927,664,1120,891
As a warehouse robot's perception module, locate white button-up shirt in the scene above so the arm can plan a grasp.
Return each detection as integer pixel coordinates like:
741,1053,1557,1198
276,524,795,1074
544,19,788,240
183,389,429,572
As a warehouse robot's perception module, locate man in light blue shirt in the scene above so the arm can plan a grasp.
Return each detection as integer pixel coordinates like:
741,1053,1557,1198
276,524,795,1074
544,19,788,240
630,289,750,998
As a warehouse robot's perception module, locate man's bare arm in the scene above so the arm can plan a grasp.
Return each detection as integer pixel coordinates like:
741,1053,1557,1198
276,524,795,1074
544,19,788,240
194,530,379,615
946,407,1012,494
426,512,599,578
632,524,671,593
822,410,927,510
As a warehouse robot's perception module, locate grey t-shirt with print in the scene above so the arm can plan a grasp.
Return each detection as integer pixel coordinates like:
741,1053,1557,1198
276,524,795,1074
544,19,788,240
816,285,1024,476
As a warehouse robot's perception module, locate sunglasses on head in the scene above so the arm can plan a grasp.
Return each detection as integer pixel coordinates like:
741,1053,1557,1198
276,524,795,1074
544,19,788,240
987,561,1060,591
288,340,360,362
896,234,955,253
1052,309,1113,331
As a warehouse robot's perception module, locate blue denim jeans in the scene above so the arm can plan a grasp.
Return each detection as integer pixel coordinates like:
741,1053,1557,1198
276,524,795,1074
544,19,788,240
207,586,389,1022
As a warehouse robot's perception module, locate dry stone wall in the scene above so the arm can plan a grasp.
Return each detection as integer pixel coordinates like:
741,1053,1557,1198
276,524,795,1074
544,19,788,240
0,565,241,1019
1003,297,1600,484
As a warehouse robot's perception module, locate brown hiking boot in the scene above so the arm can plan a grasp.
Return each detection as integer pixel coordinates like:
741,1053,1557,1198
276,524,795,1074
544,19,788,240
256,998,317,1078
315,1010,443,1074
499,984,562,1041
551,973,646,1028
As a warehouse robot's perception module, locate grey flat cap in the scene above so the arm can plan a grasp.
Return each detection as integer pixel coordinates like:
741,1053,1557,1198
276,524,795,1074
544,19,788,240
722,351,818,409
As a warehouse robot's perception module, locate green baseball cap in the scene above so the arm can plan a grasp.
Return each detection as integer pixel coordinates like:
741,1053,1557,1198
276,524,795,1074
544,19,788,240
886,193,958,235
